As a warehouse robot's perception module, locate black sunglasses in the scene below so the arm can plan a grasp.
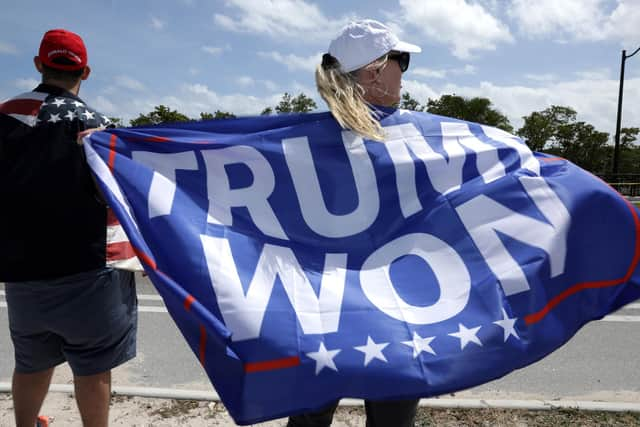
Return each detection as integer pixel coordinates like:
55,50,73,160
387,52,410,73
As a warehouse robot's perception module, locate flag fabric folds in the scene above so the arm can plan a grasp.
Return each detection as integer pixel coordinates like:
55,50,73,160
86,108,640,425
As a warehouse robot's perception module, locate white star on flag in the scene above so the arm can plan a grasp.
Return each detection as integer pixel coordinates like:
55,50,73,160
65,110,76,121
72,100,84,108
493,308,519,342
82,110,95,120
51,98,66,107
306,342,341,375
48,113,61,123
354,336,389,366
402,332,436,358
449,323,482,350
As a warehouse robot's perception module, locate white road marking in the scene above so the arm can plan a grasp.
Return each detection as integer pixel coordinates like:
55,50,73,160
138,294,163,301
1,297,639,319
601,315,640,322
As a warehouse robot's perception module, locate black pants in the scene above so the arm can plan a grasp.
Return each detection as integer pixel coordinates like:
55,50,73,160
287,399,419,427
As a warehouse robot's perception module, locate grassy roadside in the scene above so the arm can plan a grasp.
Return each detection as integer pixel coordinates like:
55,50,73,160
410,407,640,426
113,399,640,426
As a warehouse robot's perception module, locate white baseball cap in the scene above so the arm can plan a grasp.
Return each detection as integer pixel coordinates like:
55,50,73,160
328,19,421,73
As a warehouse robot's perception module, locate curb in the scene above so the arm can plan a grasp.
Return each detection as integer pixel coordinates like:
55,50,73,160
2,383,640,413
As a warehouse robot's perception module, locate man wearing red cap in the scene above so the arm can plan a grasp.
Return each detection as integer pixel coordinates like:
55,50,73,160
0,29,137,427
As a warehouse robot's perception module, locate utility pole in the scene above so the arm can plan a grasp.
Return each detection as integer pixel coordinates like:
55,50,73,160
613,47,640,174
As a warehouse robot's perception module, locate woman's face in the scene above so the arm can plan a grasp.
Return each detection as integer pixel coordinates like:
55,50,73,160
358,54,403,107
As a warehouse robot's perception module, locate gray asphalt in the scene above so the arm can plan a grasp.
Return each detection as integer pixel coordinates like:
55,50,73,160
1,275,639,400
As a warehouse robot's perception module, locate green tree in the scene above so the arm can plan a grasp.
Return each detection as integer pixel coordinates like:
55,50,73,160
260,107,273,116
616,127,640,174
553,122,609,173
516,106,577,151
200,110,236,120
130,105,190,126
426,94,513,132
519,105,610,173
399,92,423,111
620,127,639,148
275,92,317,113
106,117,123,127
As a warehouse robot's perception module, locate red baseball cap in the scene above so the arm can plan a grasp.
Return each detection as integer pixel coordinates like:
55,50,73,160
38,29,87,71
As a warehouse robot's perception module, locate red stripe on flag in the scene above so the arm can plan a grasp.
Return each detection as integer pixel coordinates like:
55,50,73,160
106,208,120,226
108,134,117,172
0,98,42,115
125,136,172,142
622,198,640,282
106,241,136,261
184,294,195,311
133,246,157,270
199,325,207,366
244,356,300,373
539,157,565,162
525,198,640,325
145,136,171,142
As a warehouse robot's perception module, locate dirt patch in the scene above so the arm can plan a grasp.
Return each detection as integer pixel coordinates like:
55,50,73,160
149,399,204,418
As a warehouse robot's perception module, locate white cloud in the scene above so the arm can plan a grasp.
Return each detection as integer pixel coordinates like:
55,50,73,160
410,64,477,79
453,65,477,76
508,0,640,43
225,76,279,91
0,41,17,54
398,0,514,59
289,81,317,99
202,45,224,56
524,73,558,82
92,96,117,115
258,51,320,72
150,16,166,30
92,83,286,123
213,0,348,42
262,80,278,91
401,79,439,103
431,76,640,135
179,83,280,115
213,14,237,30
236,76,255,86
115,76,146,91
574,68,612,80
508,0,606,40
606,1,640,46
410,68,447,79
14,78,39,90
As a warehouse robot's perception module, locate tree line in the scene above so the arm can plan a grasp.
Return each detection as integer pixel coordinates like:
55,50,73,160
111,92,639,176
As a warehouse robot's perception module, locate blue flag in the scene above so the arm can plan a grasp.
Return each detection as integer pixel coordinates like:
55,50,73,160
85,109,640,425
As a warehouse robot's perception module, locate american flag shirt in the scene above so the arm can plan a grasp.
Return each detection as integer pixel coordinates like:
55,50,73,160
0,84,140,281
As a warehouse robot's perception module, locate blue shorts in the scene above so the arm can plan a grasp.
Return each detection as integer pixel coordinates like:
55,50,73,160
6,267,137,376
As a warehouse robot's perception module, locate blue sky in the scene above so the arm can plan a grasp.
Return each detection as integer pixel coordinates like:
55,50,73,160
1,0,639,136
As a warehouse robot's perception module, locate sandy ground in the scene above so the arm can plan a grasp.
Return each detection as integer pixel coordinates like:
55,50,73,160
0,363,358,427
0,391,374,427
3,392,640,427
1,363,639,426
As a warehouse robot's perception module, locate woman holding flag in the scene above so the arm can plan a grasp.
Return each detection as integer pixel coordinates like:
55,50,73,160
287,18,422,427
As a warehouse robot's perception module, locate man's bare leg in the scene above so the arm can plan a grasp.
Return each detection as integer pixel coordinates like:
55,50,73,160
74,370,111,427
12,367,54,427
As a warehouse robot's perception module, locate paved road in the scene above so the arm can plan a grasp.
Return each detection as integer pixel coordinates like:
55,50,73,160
1,275,639,400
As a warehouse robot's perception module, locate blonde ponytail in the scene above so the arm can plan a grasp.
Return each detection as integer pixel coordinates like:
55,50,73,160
315,56,387,141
